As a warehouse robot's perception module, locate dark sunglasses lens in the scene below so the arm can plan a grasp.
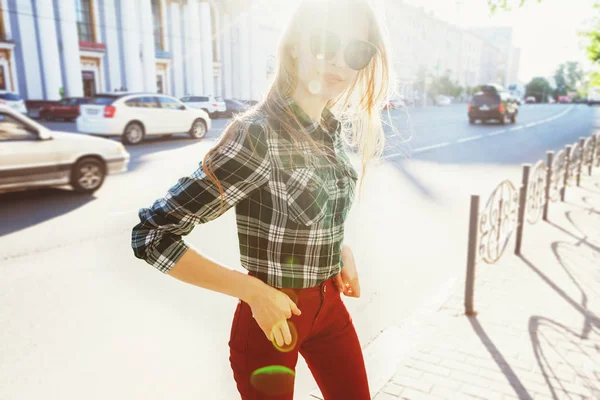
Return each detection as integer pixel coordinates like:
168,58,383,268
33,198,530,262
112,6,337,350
344,41,376,70
310,31,340,61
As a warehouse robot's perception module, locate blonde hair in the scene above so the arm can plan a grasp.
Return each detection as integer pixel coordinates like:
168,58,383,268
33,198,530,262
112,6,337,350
203,0,396,203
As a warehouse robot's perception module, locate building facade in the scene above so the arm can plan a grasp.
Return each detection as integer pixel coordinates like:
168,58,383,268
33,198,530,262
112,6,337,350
0,0,287,101
385,0,520,101
0,0,520,103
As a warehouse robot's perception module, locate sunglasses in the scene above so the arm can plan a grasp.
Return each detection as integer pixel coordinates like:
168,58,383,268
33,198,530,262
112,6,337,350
309,30,377,71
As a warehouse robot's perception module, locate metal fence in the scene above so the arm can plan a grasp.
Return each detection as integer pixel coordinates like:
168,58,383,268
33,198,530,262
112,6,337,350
464,133,600,315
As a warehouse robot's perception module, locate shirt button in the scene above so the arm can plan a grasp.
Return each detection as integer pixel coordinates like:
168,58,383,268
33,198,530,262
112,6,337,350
335,215,342,224
323,285,327,293
337,179,345,188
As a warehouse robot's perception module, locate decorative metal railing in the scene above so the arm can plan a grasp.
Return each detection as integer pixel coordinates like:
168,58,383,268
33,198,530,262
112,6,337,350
464,133,600,315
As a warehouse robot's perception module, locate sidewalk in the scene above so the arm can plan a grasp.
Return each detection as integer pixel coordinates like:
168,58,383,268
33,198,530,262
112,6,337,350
374,175,600,400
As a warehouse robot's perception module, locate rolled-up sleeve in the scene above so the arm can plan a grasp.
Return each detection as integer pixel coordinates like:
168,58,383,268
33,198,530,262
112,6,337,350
131,120,271,273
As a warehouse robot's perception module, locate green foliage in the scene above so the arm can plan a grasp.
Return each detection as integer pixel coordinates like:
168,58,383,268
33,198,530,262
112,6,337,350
487,0,539,13
526,77,552,102
427,73,463,98
552,62,584,97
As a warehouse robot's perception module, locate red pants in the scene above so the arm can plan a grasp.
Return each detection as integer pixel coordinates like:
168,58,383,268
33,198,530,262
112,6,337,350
228,277,370,399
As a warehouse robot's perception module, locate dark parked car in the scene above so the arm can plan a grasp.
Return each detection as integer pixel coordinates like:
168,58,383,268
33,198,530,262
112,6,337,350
222,99,249,117
468,86,518,125
40,97,89,121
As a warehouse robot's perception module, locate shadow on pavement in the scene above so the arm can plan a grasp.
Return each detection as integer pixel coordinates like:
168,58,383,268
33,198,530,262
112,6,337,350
565,210,600,248
528,316,600,400
386,158,436,200
0,188,95,237
552,242,600,338
467,316,534,400
520,244,600,398
518,254,600,333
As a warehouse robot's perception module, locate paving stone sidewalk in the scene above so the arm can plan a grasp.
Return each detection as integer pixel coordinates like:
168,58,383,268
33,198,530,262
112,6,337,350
375,176,600,400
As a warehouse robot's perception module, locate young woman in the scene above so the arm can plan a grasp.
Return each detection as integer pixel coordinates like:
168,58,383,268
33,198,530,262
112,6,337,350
131,0,393,398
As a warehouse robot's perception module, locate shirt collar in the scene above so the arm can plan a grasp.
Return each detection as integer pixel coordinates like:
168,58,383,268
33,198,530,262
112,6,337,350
283,97,340,135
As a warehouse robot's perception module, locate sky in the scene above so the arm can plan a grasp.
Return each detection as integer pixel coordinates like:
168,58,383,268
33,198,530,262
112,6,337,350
401,0,598,83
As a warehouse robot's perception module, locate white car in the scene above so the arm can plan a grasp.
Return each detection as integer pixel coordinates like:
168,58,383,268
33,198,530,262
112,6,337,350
588,86,600,106
435,95,452,106
180,95,226,116
0,105,129,194
0,90,27,115
77,93,211,145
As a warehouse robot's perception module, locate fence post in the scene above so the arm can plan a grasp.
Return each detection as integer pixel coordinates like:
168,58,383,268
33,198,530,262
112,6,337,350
577,138,585,186
543,151,554,221
515,164,530,255
596,133,600,167
561,145,572,202
465,195,480,316
589,135,596,176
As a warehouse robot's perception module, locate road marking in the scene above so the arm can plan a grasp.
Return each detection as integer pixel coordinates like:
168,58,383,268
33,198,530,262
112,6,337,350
382,105,576,159
412,142,451,154
456,135,483,143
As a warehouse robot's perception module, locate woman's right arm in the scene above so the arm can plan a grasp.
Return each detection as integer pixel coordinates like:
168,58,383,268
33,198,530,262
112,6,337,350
131,120,300,345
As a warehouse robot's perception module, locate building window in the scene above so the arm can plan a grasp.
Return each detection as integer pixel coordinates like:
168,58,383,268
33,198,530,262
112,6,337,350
0,2,5,41
152,0,164,50
0,66,6,90
75,0,95,43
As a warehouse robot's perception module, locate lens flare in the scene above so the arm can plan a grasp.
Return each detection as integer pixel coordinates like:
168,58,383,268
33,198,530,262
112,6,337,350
250,365,295,397
309,80,321,94
280,287,298,305
272,321,298,353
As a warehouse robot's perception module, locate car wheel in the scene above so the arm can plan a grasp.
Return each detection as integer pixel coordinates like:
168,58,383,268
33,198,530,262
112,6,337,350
469,118,475,124
189,118,207,139
42,112,53,121
499,114,507,125
70,157,106,193
510,114,516,124
122,122,145,145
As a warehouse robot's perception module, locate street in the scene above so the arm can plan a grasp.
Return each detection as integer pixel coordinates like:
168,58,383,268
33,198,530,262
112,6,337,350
0,103,596,399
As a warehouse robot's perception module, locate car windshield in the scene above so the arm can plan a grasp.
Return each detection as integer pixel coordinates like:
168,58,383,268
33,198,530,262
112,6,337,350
0,93,21,101
90,95,118,105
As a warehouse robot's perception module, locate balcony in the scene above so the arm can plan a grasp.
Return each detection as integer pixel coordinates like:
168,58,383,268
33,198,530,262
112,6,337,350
79,41,106,53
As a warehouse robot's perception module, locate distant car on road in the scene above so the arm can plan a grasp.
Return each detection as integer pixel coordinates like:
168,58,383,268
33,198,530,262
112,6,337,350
588,87,600,106
385,97,406,110
77,93,211,145
558,96,570,104
0,91,28,115
222,99,249,117
525,96,536,104
468,85,518,125
180,95,226,117
40,97,89,122
434,95,452,106
0,105,129,194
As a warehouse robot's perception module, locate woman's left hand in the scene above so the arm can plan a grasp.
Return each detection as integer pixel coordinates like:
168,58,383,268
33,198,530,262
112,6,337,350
334,245,361,298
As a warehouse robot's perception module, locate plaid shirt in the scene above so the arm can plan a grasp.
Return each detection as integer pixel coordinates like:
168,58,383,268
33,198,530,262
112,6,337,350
131,100,358,289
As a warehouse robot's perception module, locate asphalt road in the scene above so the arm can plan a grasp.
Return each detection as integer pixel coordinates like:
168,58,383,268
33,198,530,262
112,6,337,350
1,103,597,399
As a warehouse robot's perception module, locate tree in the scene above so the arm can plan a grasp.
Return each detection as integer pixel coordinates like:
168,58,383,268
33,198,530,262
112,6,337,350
487,0,541,13
552,62,584,98
427,73,463,99
526,77,552,102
